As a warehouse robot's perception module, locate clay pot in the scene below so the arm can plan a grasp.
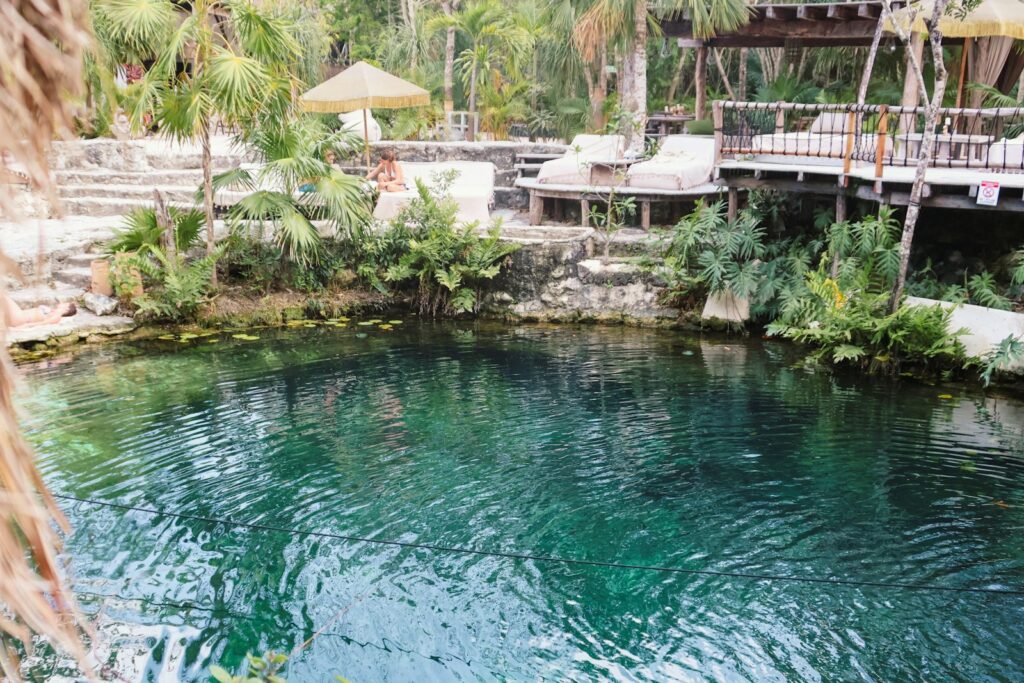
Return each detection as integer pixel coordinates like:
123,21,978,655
91,259,114,296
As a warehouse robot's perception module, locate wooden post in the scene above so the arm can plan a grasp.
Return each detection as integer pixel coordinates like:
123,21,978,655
774,103,785,133
640,201,651,230
874,105,889,179
695,46,708,120
581,199,590,228
529,192,543,226
841,110,856,185
713,101,724,165
954,41,970,109
727,187,738,224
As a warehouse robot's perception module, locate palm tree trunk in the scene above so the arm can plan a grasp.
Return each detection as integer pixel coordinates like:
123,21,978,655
468,63,478,141
888,3,949,313
444,26,456,111
201,119,217,286
627,0,648,153
713,49,735,100
857,16,886,104
738,48,748,100
667,47,687,103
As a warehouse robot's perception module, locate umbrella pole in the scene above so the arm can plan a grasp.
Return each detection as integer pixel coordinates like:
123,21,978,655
363,109,371,172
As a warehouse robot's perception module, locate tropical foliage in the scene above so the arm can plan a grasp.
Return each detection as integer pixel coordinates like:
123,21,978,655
356,172,520,315
95,0,302,270
112,244,223,322
214,117,373,265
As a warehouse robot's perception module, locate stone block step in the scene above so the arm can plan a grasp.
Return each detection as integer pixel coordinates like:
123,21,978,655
6,283,85,308
54,266,94,287
53,168,232,186
63,252,106,267
59,184,199,204
58,196,194,218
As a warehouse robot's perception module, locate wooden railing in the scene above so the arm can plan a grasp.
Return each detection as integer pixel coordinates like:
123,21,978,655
712,101,1024,176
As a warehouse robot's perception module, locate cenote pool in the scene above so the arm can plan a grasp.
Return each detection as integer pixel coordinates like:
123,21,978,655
19,322,1024,681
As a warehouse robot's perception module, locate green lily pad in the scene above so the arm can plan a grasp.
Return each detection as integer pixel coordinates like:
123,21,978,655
388,320,403,325
207,339,220,344
232,334,260,341
179,333,198,341
379,324,393,330
355,333,368,339
304,323,316,328
357,321,373,326
158,334,176,340
368,319,383,324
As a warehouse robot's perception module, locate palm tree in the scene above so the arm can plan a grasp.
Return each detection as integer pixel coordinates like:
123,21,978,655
575,0,749,147
213,117,373,264
98,0,300,284
434,0,530,140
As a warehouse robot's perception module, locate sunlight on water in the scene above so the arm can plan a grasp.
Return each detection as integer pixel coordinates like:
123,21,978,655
19,322,1024,681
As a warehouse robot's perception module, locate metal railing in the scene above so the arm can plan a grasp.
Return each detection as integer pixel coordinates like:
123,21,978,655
712,101,1024,176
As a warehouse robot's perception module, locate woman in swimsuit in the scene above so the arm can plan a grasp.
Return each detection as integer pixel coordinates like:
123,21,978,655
366,149,405,192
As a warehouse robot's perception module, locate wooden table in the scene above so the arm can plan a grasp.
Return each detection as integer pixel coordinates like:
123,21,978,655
894,132,994,165
647,113,696,137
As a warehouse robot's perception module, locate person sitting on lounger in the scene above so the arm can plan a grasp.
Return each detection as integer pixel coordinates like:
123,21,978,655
2,293,76,328
366,150,405,192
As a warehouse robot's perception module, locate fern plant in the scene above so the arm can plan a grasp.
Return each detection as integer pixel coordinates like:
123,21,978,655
766,266,966,373
979,335,1024,386
361,175,519,316
112,244,223,322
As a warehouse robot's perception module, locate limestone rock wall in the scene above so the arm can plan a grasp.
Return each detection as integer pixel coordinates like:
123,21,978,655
485,232,682,325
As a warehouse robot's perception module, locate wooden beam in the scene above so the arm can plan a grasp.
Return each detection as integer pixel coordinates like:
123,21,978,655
798,5,828,21
695,46,708,120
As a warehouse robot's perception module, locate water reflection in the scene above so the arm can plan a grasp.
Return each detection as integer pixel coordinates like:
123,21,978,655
18,322,1024,682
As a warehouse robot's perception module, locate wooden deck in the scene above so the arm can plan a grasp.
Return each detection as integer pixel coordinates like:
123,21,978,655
716,159,1024,212
514,178,727,228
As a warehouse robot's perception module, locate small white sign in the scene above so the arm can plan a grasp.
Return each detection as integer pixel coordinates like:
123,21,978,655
977,180,1000,206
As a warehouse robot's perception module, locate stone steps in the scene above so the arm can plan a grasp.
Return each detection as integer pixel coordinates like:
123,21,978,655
54,265,94,288
60,184,199,204
58,196,196,217
7,282,85,308
54,168,213,186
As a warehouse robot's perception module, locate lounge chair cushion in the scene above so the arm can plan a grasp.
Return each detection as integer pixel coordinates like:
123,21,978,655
373,161,495,224
809,112,849,134
627,135,716,190
537,134,625,185
988,135,1024,169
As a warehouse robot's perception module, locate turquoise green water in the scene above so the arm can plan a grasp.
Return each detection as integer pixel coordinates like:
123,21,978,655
20,322,1024,681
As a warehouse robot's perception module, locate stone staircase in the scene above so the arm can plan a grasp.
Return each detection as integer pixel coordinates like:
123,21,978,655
46,137,248,218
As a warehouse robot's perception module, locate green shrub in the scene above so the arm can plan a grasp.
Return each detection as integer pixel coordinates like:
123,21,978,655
766,268,966,373
112,245,222,322
107,206,204,254
355,173,520,315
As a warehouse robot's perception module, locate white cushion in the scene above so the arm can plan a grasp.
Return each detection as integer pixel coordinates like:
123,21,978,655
988,136,1024,169
809,112,849,134
372,161,495,224
627,136,715,190
339,109,382,142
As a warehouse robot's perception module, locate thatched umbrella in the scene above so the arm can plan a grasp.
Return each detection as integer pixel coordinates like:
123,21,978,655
885,0,1024,106
299,61,430,170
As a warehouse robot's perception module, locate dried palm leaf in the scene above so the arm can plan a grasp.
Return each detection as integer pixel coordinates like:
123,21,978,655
0,0,92,678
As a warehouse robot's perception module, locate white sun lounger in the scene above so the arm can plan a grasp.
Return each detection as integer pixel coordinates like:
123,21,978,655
537,134,626,186
627,135,716,190
372,161,496,224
